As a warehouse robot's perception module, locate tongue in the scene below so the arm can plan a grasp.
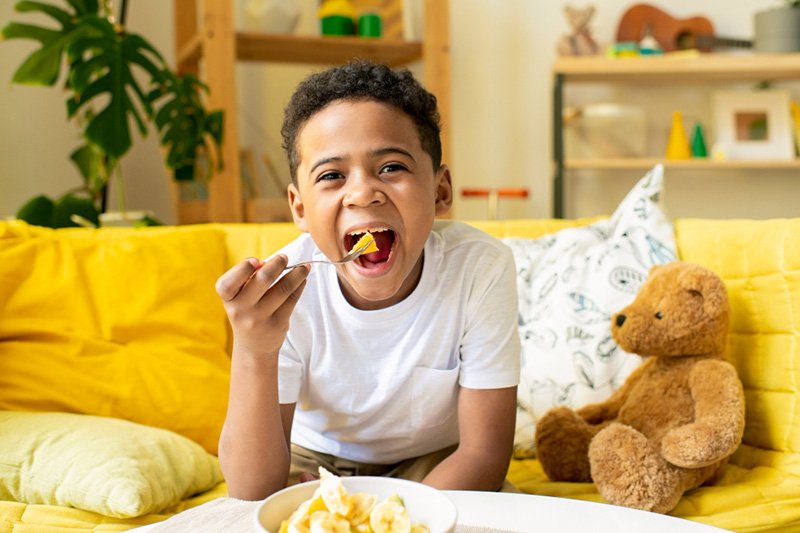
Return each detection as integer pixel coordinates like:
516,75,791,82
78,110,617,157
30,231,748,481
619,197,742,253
361,231,393,263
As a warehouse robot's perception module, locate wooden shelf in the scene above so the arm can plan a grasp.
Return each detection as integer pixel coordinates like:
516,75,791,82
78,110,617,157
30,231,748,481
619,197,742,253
178,33,422,71
565,158,800,170
553,53,800,82
552,51,800,217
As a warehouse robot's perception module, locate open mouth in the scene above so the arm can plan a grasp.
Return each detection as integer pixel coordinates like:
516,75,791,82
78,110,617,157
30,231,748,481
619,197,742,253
345,229,396,269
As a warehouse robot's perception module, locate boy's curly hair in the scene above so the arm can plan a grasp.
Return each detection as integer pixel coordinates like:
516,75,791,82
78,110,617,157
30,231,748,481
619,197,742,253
281,60,442,184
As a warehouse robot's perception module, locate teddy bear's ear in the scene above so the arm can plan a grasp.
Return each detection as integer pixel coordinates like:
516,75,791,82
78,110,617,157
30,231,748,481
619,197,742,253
676,264,728,318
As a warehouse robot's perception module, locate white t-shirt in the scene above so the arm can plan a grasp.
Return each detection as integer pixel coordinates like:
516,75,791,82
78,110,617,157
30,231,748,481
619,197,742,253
277,220,520,464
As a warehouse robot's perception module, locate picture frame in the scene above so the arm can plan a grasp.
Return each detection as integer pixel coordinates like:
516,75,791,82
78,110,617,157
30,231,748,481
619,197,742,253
712,90,795,160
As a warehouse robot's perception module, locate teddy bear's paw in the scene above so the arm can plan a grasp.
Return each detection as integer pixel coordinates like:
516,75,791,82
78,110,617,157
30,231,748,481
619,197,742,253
536,406,594,482
589,424,683,513
661,423,730,468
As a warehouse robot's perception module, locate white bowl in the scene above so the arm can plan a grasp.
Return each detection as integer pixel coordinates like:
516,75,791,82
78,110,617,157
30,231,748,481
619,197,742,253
254,477,457,533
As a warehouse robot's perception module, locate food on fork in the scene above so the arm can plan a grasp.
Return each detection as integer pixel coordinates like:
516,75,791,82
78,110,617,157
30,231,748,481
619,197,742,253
350,232,380,255
279,467,429,533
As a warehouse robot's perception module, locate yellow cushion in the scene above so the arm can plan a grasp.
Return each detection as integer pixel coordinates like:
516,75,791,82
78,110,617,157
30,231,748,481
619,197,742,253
676,218,800,454
0,222,231,454
218,222,303,269
0,482,229,533
0,411,223,519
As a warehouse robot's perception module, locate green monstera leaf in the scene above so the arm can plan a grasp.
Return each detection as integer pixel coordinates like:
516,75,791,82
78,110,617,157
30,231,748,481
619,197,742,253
3,1,155,159
2,1,87,86
65,19,166,158
2,0,223,185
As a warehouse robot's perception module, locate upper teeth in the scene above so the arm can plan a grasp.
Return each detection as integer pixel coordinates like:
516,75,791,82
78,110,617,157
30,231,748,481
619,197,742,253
348,227,387,235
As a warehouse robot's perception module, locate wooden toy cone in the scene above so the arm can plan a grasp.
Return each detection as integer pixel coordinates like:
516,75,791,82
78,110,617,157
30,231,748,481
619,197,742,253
666,111,691,159
691,122,708,158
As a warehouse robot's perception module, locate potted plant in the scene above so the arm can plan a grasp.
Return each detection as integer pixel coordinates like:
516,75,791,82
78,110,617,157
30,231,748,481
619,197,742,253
754,1,800,53
2,0,224,227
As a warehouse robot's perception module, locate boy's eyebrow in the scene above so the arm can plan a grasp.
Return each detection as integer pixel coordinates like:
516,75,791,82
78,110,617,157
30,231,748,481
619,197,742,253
308,147,416,175
309,156,343,175
372,146,416,161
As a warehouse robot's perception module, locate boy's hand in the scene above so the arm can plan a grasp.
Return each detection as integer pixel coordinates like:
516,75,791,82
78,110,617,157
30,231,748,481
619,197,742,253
215,255,309,357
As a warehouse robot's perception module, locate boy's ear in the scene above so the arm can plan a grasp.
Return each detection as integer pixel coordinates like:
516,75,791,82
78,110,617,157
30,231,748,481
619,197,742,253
434,165,453,216
287,183,309,232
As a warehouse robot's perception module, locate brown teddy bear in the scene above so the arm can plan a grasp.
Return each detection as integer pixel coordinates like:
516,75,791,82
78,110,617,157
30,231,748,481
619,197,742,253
535,262,745,513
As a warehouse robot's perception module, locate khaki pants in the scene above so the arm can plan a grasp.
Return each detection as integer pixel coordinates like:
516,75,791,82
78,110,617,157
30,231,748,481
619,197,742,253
289,444,518,492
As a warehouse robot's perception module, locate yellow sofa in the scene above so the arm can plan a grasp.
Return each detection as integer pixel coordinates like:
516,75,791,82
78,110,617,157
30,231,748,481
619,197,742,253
0,217,798,532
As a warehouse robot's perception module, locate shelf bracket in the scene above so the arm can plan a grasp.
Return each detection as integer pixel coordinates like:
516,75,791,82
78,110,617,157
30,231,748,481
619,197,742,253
553,72,565,218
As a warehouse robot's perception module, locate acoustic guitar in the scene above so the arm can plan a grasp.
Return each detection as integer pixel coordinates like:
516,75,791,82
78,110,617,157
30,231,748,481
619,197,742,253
616,4,751,52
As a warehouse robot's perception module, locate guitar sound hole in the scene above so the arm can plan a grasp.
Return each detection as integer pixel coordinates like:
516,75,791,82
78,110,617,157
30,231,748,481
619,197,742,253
676,31,696,50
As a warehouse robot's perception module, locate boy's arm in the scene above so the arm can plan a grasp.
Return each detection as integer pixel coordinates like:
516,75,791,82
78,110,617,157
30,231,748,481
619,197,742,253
218,356,296,499
215,255,307,500
422,386,516,491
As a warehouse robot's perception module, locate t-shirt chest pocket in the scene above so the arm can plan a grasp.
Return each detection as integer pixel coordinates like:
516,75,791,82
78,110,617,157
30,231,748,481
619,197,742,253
411,364,460,429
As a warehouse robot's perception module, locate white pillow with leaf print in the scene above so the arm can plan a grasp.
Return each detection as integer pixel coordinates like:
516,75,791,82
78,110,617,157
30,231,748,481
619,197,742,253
504,165,676,456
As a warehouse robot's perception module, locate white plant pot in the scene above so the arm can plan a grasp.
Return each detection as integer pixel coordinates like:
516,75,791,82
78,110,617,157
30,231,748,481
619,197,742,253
99,210,155,227
754,6,800,53
243,0,301,34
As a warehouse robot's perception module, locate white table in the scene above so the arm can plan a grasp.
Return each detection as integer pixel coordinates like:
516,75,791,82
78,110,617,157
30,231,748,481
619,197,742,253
443,491,729,533
132,492,730,532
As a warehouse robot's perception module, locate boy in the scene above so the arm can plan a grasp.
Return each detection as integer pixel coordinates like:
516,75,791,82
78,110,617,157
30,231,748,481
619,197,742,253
215,60,520,500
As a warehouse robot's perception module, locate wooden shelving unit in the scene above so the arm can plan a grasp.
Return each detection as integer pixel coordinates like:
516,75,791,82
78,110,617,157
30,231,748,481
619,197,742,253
172,0,450,223
552,53,800,217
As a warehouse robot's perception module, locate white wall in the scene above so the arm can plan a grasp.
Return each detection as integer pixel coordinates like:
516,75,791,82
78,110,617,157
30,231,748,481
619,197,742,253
1,0,796,224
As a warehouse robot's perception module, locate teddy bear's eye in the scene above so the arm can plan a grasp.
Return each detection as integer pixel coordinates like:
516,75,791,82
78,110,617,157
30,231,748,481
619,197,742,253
655,311,664,319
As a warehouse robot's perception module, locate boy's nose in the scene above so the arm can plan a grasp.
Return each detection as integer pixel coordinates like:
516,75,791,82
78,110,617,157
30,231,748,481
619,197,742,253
343,174,385,207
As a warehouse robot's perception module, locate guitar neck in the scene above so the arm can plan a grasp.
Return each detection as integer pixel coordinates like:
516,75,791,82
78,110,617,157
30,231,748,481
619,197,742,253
690,34,753,50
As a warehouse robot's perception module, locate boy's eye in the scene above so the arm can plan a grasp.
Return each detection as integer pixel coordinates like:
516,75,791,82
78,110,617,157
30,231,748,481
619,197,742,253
379,163,407,175
316,171,345,183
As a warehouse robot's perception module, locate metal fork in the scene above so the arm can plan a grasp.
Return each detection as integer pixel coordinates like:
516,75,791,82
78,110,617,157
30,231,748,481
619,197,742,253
284,235,376,270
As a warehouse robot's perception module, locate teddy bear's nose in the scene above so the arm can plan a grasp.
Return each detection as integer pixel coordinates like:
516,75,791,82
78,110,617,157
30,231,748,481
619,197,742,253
616,314,626,327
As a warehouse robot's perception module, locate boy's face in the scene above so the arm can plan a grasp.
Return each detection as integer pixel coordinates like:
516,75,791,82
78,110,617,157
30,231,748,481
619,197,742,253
287,99,452,310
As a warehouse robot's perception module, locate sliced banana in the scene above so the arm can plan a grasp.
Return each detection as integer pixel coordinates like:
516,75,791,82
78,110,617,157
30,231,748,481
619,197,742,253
309,510,350,533
317,468,353,517
347,492,377,525
286,499,312,533
369,495,412,533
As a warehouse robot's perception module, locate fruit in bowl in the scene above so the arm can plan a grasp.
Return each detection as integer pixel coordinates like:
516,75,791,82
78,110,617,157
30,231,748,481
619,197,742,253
254,468,457,533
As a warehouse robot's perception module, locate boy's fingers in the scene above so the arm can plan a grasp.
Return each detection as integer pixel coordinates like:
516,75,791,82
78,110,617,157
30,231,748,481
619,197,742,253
298,471,318,483
260,264,309,314
254,254,290,283
216,257,262,301
272,276,308,324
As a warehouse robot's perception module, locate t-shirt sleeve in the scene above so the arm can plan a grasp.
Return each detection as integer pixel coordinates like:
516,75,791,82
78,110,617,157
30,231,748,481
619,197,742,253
278,333,303,404
459,242,521,389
